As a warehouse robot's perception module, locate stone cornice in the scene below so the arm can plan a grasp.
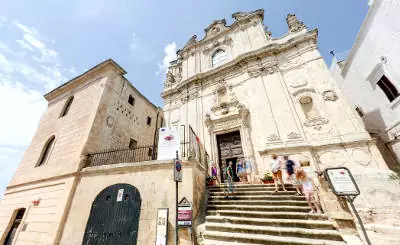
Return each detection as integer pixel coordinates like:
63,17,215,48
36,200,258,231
179,9,264,57
162,29,318,99
44,59,126,103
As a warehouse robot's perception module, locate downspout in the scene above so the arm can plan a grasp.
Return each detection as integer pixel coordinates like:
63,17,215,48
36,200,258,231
152,110,160,159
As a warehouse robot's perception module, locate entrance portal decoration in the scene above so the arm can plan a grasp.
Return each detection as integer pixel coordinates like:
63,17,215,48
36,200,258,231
82,183,141,245
217,131,244,181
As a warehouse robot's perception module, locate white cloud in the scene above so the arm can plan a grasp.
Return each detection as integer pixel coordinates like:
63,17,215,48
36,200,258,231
156,42,177,76
16,39,35,52
0,54,14,73
23,33,45,49
14,21,36,36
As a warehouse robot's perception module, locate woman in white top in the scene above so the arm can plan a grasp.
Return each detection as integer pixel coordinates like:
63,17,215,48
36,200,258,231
295,169,321,213
270,154,287,192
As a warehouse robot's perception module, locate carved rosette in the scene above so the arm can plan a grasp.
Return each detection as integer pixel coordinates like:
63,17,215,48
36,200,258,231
304,117,329,130
322,90,338,101
287,132,301,140
266,134,280,142
248,65,278,78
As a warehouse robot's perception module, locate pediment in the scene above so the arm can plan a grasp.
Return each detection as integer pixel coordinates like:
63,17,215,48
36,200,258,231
204,19,228,40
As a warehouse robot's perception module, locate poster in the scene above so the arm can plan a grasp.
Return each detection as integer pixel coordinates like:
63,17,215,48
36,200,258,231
155,208,168,245
157,127,180,160
117,189,124,202
326,168,359,196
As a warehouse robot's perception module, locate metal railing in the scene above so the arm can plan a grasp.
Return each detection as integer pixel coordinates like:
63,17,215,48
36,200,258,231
84,125,209,169
85,145,157,168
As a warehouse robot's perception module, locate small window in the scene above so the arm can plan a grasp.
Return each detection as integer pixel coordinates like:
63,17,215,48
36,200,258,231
377,75,399,102
36,136,55,167
355,106,364,117
147,116,152,126
212,49,227,67
129,138,137,149
60,96,74,117
128,95,135,106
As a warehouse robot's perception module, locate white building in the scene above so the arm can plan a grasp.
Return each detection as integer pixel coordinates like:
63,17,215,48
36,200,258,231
331,0,400,169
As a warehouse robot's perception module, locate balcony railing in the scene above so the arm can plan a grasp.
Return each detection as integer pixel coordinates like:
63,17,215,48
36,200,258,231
84,125,209,169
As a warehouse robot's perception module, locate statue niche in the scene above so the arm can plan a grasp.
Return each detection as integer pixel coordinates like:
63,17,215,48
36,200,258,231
211,81,238,116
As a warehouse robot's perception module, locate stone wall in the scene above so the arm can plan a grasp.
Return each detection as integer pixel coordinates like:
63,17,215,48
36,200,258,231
0,176,75,245
59,160,206,245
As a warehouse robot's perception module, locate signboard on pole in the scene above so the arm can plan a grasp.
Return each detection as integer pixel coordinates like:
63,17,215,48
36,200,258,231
174,159,182,182
155,208,168,245
157,127,180,160
177,197,192,227
324,167,360,196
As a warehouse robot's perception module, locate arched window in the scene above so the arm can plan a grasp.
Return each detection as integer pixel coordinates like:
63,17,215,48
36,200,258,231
212,49,227,67
36,136,55,167
60,96,74,118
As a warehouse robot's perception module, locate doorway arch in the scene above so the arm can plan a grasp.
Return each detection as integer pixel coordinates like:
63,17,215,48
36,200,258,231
3,208,26,245
82,183,141,245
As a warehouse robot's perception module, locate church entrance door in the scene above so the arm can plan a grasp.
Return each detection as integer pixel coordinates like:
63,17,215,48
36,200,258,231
82,184,141,245
217,131,244,182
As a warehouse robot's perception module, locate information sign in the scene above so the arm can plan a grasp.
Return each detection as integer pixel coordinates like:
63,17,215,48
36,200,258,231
155,208,168,245
177,197,192,227
157,127,180,160
324,167,360,196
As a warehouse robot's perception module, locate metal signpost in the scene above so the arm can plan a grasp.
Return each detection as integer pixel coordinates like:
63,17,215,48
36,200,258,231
324,167,371,245
174,151,182,245
177,197,192,227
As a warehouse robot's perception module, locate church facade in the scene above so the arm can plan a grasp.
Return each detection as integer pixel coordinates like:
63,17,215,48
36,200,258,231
162,9,387,179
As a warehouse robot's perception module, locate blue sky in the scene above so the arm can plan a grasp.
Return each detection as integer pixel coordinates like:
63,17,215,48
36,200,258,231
0,0,368,196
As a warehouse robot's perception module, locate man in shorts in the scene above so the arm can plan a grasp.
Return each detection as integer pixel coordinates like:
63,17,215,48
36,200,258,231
270,154,287,192
283,156,302,195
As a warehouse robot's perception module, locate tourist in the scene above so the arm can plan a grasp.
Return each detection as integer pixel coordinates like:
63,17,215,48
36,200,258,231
236,158,245,183
270,154,287,192
283,156,302,195
245,158,252,184
296,169,321,213
225,161,235,199
210,161,220,186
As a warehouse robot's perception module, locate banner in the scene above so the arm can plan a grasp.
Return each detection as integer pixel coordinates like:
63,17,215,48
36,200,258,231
157,127,180,160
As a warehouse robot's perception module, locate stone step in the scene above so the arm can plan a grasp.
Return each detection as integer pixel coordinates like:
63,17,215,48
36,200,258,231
208,199,309,206
207,204,311,213
207,210,328,220
209,186,297,192
203,230,346,245
205,222,343,241
209,184,292,189
210,190,298,196
206,215,336,230
209,194,306,201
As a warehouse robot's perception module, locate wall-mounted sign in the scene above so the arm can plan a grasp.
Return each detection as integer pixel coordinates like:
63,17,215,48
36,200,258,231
157,127,180,160
117,189,124,202
174,159,182,182
177,197,192,227
155,208,168,245
324,167,360,196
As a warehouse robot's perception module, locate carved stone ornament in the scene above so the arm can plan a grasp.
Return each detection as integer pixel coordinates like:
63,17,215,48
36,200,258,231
248,65,278,78
289,78,308,88
165,71,175,87
304,117,329,130
232,9,264,21
106,116,114,128
287,132,301,139
322,90,338,101
264,26,272,39
266,134,280,142
286,14,306,33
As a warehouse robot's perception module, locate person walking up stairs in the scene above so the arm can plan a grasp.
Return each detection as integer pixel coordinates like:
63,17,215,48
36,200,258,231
201,183,346,245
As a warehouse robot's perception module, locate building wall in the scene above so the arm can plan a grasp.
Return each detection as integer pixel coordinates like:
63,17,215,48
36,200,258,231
59,160,206,245
0,177,75,245
334,0,400,166
84,71,162,153
9,75,107,186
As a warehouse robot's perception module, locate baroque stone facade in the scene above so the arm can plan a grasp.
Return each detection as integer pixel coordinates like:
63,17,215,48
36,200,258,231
162,9,393,243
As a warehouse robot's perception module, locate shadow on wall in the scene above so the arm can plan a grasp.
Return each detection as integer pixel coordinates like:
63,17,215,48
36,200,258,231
362,108,398,169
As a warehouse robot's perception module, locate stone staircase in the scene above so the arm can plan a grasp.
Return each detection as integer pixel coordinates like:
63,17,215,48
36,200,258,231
201,184,346,245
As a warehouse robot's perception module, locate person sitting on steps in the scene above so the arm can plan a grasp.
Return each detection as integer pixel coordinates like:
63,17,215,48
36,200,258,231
270,154,287,192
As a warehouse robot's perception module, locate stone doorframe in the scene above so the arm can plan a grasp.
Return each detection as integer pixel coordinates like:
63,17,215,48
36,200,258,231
205,105,258,177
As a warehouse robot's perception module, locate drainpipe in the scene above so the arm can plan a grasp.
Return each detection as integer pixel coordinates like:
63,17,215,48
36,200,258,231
152,109,160,159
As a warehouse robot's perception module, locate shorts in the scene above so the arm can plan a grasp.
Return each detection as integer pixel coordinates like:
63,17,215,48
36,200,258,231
272,170,282,179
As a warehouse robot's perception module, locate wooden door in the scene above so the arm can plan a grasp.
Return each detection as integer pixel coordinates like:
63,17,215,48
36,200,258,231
217,131,244,181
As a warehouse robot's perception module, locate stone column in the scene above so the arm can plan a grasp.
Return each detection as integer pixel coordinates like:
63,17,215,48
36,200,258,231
239,105,258,175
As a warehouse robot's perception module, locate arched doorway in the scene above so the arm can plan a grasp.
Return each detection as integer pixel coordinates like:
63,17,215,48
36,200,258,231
82,184,141,245
3,208,25,245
